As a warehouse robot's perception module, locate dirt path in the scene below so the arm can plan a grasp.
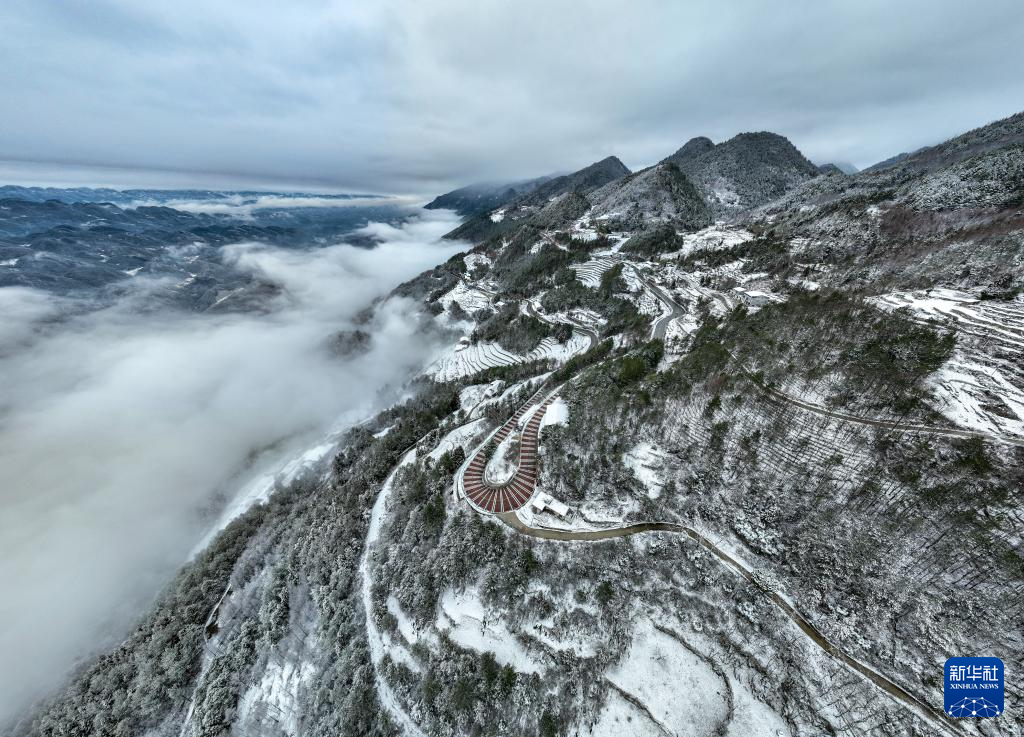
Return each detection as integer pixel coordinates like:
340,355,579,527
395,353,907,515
525,300,601,350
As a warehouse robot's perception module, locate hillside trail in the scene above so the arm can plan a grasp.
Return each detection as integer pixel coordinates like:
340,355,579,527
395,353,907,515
628,261,1024,448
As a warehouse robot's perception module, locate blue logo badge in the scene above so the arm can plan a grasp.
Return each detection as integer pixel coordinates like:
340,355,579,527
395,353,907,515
944,657,1004,717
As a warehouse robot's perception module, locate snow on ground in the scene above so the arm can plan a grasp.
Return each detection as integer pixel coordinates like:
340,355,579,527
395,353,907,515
566,307,607,328
428,333,589,382
731,286,787,313
435,586,544,674
540,397,569,428
386,595,439,650
463,252,492,271
532,333,590,362
589,688,659,737
604,621,730,737
786,276,821,291
428,418,487,460
484,432,519,484
622,442,668,499
621,265,644,292
590,233,630,257
235,651,317,736
373,425,394,439
871,289,1024,437
176,272,198,288
387,595,419,642
726,675,792,737
571,258,617,288
523,594,598,658
489,208,506,222
193,437,339,554
536,304,608,332
658,224,753,260
929,359,1024,438
636,287,669,317
428,342,523,381
665,313,700,346
438,279,492,314
515,494,644,534
468,374,552,420
361,449,427,737
379,596,429,672
459,379,506,412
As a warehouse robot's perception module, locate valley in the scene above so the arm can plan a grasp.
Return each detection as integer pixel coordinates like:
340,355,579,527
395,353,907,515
14,112,1024,737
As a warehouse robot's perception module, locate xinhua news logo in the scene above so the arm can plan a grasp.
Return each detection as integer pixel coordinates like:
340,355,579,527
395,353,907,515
944,657,1004,718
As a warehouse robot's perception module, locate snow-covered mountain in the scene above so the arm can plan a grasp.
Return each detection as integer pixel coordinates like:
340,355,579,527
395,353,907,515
662,131,822,214
12,112,1024,737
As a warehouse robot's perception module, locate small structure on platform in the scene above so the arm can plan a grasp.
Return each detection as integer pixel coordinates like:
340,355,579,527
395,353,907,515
531,493,570,518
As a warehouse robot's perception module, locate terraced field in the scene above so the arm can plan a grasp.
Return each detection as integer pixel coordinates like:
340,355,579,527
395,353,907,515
872,289,1024,439
570,257,617,287
428,333,590,382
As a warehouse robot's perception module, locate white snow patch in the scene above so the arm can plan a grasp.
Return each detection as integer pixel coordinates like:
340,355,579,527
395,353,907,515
489,208,506,222
438,279,492,314
428,333,588,382
605,621,729,737
235,655,317,737
463,252,492,271
429,418,487,460
727,676,792,737
484,432,519,484
540,397,569,428
658,224,753,260
435,586,543,673
871,289,1024,438
571,258,617,288
622,442,668,499
361,448,427,737
459,379,506,412
590,688,658,737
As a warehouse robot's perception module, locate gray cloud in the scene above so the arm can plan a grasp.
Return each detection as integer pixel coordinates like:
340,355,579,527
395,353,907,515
1,0,1022,193
0,209,464,722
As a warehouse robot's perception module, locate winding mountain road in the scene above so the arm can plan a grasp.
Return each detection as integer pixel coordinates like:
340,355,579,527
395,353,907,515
371,256,987,736
448,265,972,736
499,512,960,736
461,388,560,514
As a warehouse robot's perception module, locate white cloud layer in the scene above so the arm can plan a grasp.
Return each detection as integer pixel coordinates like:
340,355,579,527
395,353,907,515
0,209,464,722
0,0,1022,193
132,193,419,218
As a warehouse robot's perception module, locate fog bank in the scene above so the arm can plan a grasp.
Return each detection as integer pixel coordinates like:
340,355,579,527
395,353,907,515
0,209,463,722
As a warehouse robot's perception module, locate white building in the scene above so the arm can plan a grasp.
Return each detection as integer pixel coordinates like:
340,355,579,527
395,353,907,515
531,493,570,518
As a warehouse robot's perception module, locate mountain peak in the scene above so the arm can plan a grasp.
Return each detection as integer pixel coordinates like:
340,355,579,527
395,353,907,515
585,155,631,178
659,130,820,212
667,136,715,165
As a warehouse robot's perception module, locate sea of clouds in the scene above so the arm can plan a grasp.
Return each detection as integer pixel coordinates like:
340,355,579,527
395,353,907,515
0,207,463,723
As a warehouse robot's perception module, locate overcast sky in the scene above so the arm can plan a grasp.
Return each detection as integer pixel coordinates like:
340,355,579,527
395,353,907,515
2,0,1023,195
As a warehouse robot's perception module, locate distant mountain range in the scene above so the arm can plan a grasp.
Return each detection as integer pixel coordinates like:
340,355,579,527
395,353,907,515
16,108,1024,737
428,129,828,240
0,187,406,308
